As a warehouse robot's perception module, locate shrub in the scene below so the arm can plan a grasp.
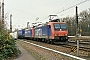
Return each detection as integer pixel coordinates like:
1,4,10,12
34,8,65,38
0,32,21,60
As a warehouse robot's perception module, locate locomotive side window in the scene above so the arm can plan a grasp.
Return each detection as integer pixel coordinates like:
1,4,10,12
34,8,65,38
54,24,67,30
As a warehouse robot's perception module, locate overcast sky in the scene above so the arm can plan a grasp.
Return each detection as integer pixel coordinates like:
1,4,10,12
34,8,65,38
4,0,90,30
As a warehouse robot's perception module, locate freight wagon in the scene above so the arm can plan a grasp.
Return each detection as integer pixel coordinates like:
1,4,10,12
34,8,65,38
25,29,32,39
17,29,25,39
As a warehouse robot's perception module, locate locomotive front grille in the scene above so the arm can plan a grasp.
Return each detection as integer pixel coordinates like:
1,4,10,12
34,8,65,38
55,36,68,42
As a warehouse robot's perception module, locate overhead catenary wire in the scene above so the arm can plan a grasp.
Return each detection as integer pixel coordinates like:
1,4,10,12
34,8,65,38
40,0,90,21
56,0,89,14
4,0,82,22
4,4,36,19
4,0,90,23
4,3,38,27
55,0,81,14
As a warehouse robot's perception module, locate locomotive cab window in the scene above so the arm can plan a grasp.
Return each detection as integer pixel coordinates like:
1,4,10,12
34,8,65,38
54,24,67,30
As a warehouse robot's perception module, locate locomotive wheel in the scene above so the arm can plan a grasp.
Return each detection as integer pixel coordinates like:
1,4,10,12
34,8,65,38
36,39,39,42
51,40,55,44
42,39,44,42
46,40,50,44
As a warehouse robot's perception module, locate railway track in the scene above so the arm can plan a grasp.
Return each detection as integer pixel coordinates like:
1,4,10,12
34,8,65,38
18,39,88,60
18,39,90,59
60,41,90,52
54,41,90,52
20,39,90,52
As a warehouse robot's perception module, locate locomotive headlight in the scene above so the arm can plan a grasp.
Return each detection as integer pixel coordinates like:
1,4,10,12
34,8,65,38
64,34,67,36
60,29,62,31
55,34,58,36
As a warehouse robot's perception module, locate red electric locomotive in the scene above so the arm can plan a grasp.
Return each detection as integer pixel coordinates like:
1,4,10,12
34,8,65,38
34,18,68,43
48,21,68,42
